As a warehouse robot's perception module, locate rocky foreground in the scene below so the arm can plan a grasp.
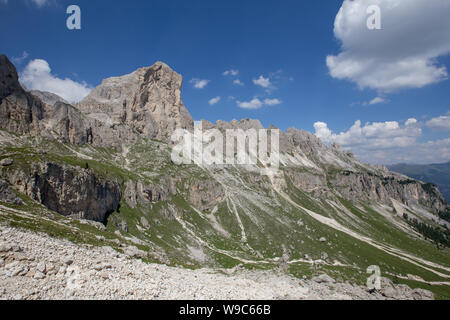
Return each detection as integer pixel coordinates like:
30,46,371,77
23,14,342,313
0,225,434,300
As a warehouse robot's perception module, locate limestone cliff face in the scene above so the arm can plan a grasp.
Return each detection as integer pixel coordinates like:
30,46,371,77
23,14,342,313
0,55,44,135
5,162,121,223
39,101,137,148
284,167,447,213
0,179,23,205
329,172,447,212
77,62,194,142
0,56,193,149
0,54,447,221
284,169,331,198
0,55,93,145
286,128,325,157
284,128,448,212
124,178,177,209
189,179,225,212
30,90,69,107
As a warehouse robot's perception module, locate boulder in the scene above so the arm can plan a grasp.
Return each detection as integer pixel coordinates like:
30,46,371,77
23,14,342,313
411,288,434,300
312,274,335,284
36,261,46,274
140,217,150,230
0,159,13,166
124,246,147,259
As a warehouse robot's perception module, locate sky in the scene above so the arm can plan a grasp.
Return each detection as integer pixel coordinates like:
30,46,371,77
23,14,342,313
0,0,449,165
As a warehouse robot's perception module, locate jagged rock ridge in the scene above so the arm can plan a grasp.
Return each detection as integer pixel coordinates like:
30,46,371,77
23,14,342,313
1,54,450,299
0,53,447,218
77,62,194,141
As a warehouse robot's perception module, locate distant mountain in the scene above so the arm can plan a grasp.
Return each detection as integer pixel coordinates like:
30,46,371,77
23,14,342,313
389,162,450,202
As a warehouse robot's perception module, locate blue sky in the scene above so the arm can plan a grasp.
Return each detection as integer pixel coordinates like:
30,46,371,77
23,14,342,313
1,0,449,164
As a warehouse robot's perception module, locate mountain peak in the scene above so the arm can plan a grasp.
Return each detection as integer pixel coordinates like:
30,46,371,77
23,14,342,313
77,61,193,141
0,54,20,99
0,54,45,135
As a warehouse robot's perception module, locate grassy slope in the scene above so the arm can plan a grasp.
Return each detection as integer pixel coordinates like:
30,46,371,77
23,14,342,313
1,135,450,299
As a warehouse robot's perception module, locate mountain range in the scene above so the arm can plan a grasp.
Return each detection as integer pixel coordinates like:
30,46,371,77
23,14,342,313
1,54,449,299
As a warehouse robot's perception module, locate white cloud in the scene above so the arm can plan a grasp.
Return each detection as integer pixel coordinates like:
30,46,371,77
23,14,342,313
233,79,244,86
314,122,334,143
237,98,263,110
426,116,450,131
12,51,29,64
263,98,282,106
365,96,387,105
415,138,450,163
237,97,282,109
223,69,239,76
313,117,450,164
405,118,418,126
314,119,421,149
208,96,221,106
0,0,8,4
253,75,272,88
190,78,210,89
327,0,450,92
20,59,92,103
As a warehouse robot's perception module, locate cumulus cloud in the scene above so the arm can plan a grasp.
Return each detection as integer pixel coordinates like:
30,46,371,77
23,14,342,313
405,118,418,126
208,96,221,106
237,97,282,110
237,98,263,110
327,0,450,92
233,79,244,86
313,117,450,164
223,69,239,76
426,116,450,131
20,59,92,103
253,75,272,88
190,78,210,89
314,119,421,148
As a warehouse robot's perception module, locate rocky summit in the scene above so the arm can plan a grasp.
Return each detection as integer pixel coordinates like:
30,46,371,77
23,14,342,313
76,62,194,143
0,54,449,300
